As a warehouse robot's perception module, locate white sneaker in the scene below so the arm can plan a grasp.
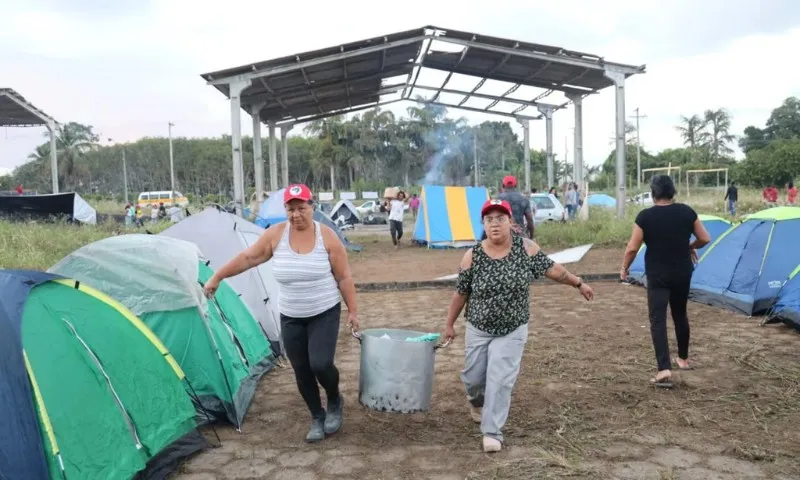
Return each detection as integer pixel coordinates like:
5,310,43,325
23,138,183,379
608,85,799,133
482,436,502,453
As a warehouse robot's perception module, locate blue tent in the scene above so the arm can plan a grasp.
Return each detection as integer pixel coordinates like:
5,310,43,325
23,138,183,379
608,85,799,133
255,188,362,251
586,193,617,208
765,266,800,330
628,214,732,286
411,185,489,248
690,207,800,315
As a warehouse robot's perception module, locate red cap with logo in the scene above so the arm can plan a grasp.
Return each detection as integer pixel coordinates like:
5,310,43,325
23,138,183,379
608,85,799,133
284,184,313,203
481,198,512,217
502,175,517,187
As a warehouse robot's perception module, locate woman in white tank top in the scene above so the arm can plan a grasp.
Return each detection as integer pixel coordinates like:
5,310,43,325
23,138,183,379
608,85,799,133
204,184,360,444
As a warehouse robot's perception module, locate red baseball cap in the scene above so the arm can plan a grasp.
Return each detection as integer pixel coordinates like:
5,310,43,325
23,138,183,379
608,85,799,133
502,175,517,187
481,199,512,217
284,184,313,203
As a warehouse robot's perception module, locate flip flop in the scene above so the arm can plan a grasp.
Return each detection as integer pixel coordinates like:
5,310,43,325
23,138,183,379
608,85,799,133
677,365,694,371
649,376,674,388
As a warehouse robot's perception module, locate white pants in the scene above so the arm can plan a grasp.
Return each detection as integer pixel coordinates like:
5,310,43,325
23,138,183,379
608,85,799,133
460,323,528,443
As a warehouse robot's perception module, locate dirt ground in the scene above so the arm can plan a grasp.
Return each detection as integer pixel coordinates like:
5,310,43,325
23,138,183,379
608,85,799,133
348,235,622,284
173,282,800,480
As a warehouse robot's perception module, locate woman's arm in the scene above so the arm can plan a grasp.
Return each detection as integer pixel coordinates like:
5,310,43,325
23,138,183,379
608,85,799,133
445,250,473,330
212,225,279,281
689,218,711,249
323,226,358,315
621,224,644,272
523,239,582,287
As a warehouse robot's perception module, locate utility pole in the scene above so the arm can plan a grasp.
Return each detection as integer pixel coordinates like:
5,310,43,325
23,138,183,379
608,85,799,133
564,135,569,181
629,108,647,191
122,147,128,204
168,122,175,192
473,128,478,186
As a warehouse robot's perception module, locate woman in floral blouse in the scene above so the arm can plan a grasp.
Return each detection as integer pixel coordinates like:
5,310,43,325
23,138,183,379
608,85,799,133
443,199,594,453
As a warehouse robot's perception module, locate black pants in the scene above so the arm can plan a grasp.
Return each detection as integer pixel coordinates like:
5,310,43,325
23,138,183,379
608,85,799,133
280,303,341,419
389,220,403,245
646,273,691,371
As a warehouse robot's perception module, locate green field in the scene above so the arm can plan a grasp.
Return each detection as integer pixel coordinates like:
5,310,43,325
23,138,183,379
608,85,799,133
0,189,774,271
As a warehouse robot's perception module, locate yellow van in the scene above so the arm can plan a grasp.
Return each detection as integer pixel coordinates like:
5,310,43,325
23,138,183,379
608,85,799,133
137,191,189,208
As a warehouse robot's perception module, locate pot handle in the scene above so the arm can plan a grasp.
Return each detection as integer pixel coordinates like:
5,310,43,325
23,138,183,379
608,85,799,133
351,327,362,344
434,338,452,350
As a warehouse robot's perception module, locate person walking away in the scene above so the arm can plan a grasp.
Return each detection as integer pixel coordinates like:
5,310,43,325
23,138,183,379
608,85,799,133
388,191,407,249
724,181,738,216
620,175,711,388
565,183,578,220
497,175,534,239
787,182,797,205
203,184,360,443
150,205,159,222
763,185,778,207
409,193,420,220
443,199,594,452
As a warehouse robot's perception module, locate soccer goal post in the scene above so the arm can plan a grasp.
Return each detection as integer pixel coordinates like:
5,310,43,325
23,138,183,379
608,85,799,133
684,168,728,197
641,164,682,185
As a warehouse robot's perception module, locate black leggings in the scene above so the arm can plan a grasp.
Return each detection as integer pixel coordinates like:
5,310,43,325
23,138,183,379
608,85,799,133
389,220,403,245
646,274,691,371
280,303,341,419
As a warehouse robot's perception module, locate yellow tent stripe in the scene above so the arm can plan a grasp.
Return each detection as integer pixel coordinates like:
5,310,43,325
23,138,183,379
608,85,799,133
51,278,185,378
24,351,60,456
444,186,473,241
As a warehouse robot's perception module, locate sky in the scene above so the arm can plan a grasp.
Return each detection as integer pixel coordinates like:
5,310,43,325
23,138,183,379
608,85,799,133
1,0,799,176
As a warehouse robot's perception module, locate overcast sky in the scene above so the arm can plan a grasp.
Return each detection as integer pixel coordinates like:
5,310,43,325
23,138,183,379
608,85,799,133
1,0,799,176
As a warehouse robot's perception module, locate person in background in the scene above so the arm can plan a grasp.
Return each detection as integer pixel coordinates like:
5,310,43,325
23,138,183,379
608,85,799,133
724,181,738,216
763,185,778,206
497,175,534,239
204,184,359,443
388,191,407,249
565,183,578,220
620,175,711,388
151,204,159,222
787,182,797,205
443,199,594,452
548,186,559,199
409,193,420,220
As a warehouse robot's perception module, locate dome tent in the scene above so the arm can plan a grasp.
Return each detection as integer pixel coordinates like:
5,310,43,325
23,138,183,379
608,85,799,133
627,214,732,287
690,207,800,316
49,234,275,429
161,206,284,356
765,265,800,330
0,270,206,480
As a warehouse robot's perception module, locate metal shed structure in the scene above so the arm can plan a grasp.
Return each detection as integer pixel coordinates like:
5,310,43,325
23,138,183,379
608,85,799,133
201,26,645,218
0,88,60,193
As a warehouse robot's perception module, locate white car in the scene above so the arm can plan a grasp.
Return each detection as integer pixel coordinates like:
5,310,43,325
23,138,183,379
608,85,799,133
356,200,379,215
530,193,566,224
630,192,654,206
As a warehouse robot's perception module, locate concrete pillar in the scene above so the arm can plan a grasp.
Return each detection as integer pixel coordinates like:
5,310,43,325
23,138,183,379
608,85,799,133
281,123,294,187
268,122,278,191
251,103,265,202
537,105,554,188
228,80,250,216
566,93,584,192
604,68,627,218
47,121,58,193
517,118,530,193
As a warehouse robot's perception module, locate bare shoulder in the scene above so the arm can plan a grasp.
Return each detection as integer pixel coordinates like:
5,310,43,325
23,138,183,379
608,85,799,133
320,224,344,250
522,237,541,256
263,223,285,248
459,248,474,270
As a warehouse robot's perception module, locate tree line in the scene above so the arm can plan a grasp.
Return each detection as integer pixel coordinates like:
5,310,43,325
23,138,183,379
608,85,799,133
2,95,798,201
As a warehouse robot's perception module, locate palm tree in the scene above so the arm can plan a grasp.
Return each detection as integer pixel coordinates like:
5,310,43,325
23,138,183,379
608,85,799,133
42,122,99,189
701,108,735,160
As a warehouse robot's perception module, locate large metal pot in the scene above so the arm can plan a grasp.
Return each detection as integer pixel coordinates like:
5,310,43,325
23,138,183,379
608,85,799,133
352,328,449,413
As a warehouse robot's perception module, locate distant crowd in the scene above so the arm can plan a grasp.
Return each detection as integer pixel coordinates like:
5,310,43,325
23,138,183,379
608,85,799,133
724,181,797,216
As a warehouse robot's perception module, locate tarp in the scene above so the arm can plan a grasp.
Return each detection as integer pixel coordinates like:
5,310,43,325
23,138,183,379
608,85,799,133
766,265,800,330
48,234,274,428
0,192,96,224
255,188,363,251
160,207,284,355
0,270,205,480
586,193,616,208
690,207,800,315
412,185,489,248
628,214,732,286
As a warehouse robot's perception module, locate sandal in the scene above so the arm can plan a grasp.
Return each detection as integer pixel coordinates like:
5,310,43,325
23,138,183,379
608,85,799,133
649,375,674,389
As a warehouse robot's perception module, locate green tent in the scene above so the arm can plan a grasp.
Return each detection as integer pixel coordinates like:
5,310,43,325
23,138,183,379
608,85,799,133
0,270,207,480
49,234,275,429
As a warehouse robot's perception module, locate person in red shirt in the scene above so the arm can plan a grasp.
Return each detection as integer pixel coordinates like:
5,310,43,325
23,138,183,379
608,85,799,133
15,184,23,195
786,182,797,205
763,185,778,206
